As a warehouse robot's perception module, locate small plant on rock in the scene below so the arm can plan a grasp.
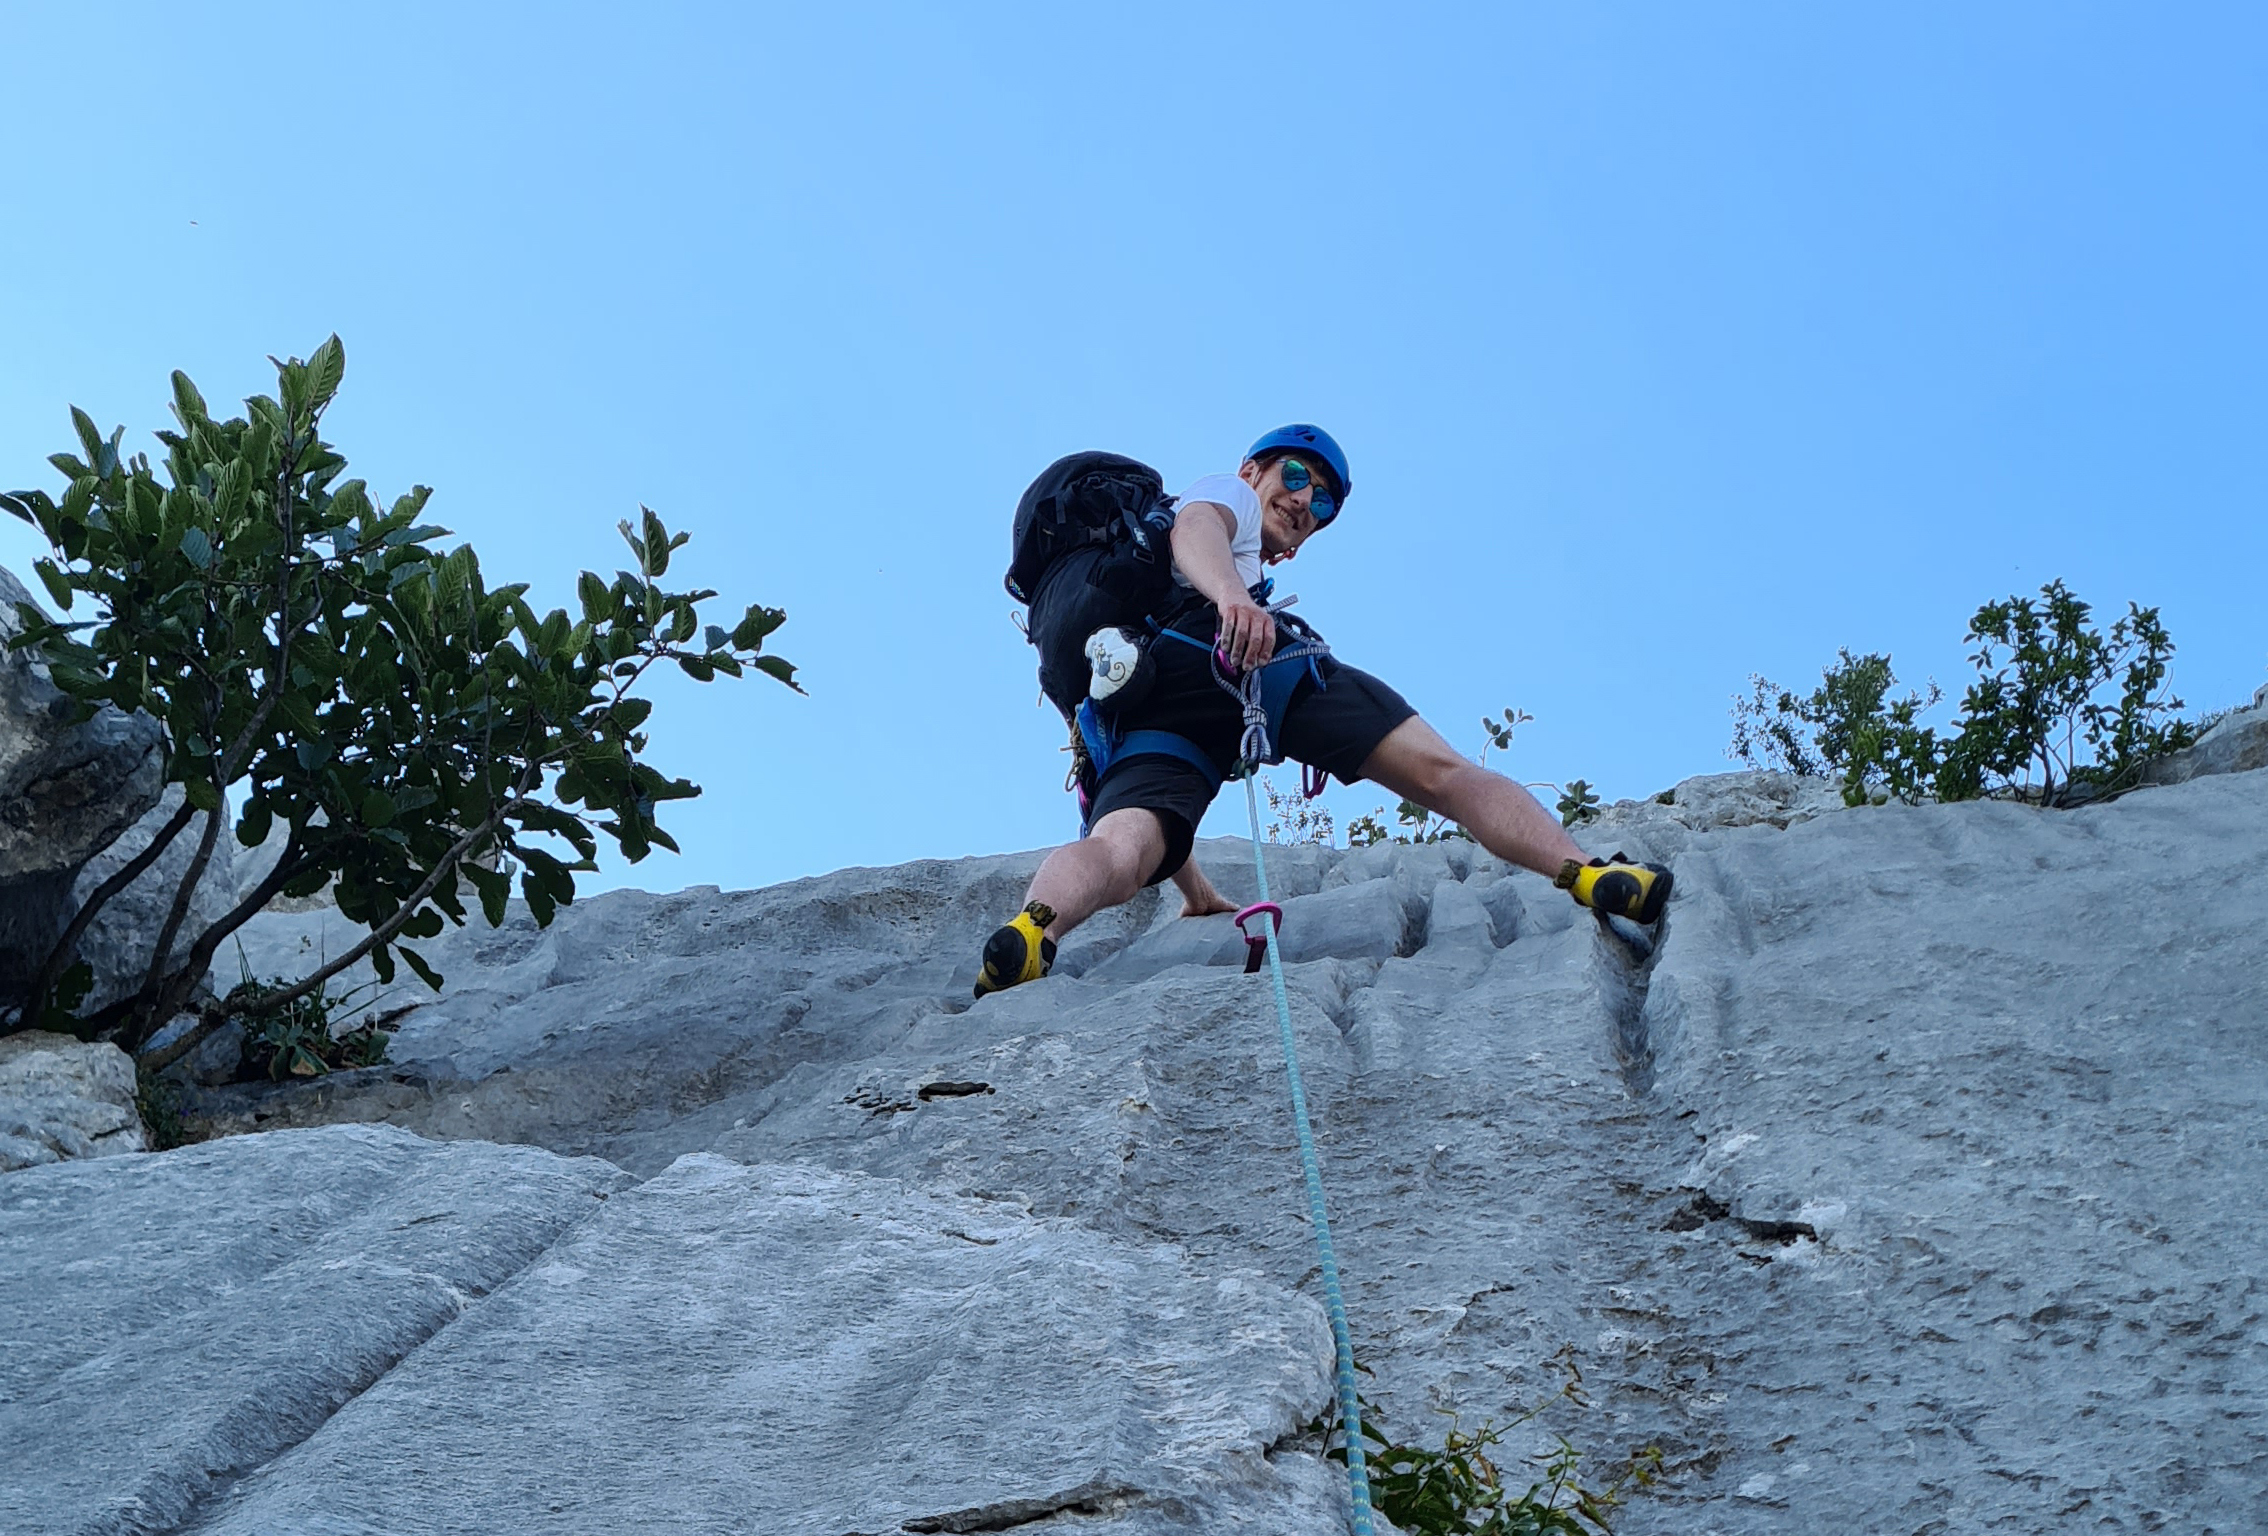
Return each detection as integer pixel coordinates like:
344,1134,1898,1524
1729,581,2198,809
1556,780,1601,828
1262,773,1336,847
1318,1351,1662,1535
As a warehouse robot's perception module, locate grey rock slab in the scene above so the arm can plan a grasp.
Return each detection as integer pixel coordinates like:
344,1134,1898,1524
1620,768,2268,1531
130,771,2268,1531
70,785,241,1014
176,841,1347,1176
2145,693,2268,786
1083,872,1427,986
0,566,163,1010
1585,768,1850,837
190,1155,1345,1536
0,1030,143,1171
0,1122,630,1536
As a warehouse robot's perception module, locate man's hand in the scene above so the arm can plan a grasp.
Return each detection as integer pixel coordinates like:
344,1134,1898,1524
1214,595,1277,672
1171,859,1236,918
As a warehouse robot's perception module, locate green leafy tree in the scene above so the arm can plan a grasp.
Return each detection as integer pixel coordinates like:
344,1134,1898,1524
1728,582,2195,809
2,339,799,1069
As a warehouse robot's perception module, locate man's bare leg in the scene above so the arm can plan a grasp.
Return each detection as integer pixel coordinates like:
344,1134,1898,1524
1024,808,1169,942
1357,716,1588,877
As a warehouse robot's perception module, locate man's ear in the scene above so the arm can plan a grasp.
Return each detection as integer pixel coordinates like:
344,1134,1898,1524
1238,457,1264,490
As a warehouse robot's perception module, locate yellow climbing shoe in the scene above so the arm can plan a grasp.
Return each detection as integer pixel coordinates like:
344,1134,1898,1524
974,901,1059,997
1557,854,1673,925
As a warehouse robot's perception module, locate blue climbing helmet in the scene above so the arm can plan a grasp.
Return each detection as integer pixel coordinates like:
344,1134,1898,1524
1245,424,1351,523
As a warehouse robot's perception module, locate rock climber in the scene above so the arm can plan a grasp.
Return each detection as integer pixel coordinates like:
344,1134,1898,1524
976,425,1670,996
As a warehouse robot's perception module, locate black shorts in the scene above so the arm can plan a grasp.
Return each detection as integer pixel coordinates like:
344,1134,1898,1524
1085,638,1416,885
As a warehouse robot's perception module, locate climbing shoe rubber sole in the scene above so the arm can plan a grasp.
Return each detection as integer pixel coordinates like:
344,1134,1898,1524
975,900,1059,998
1557,854,1673,926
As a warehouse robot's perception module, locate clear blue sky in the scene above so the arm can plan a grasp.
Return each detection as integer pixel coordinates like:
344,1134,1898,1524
5,5,2263,894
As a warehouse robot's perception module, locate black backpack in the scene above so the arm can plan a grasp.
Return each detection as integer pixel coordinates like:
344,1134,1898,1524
1007,451,1182,720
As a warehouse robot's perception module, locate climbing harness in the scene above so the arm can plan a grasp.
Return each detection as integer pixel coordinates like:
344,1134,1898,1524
1066,598,1330,832
1235,745,1375,1533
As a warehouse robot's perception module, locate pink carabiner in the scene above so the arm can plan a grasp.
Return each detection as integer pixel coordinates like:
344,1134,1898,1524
1234,901,1284,974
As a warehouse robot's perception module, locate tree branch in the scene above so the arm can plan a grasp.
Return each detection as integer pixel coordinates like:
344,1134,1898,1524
18,794,197,1028
128,839,317,1064
129,792,223,1024
178,775,532,1033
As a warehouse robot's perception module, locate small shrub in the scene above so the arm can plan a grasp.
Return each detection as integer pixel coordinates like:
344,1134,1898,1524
1557,780,1601,827
1730,581,2198,809
225,945,402,1081
1478,706,1533,770
1262,774,1336,847
1318,1351,1662,1535
134,1067,185,1151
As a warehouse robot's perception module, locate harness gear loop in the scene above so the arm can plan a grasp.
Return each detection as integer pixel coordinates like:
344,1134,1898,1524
1239,773,1376,1535
1232,901,1283,974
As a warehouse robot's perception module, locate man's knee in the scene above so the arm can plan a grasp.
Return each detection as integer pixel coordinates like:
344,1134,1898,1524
1089,807,1168,882
1359,716,1468,803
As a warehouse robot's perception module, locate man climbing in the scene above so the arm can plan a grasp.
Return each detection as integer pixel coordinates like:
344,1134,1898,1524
976,425,1669,996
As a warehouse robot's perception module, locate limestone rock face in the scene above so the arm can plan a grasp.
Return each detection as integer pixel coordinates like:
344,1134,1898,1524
0,1123,631,1536
0,566,163,1010
13,764,2267,1532
1583,768,1850,835
2145,686,2268,787
0,1030,144,1171
190,1154,1344,1535
70,784,242,1015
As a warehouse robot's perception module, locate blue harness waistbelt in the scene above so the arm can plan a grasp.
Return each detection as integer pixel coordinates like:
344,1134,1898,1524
1073,626,1329,833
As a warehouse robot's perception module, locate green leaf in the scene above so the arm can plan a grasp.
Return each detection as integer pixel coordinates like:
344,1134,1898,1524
639,507,670,576
520,868,557,927
32,558,72,612
464,862,510,927
170,370,209,427
731,604,786,650
676,655,715,682
184,778,222,813
361,789,396,827
179,526,215,569
752,654,802,692
70,406,104,465
397,943,443,991
307,335,346,409
237,796,274,848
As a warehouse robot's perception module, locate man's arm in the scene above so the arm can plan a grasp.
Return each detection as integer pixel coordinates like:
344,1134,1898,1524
1171,502,1276,670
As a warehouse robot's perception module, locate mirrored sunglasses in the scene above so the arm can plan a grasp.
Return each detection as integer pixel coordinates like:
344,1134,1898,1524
1279,458,1338,525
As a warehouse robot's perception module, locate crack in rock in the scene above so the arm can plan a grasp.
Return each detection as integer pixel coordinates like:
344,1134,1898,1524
887,1475,1138,1532
1592,906,1669,1094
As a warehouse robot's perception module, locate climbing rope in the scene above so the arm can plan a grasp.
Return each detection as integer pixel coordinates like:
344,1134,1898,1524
1240,770,1376,1535
1208,633,1328,769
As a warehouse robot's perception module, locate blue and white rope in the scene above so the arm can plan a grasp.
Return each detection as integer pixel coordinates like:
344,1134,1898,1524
1241,771,1376,1535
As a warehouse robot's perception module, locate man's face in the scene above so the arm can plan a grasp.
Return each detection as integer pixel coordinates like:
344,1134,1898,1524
1239,456,1332,564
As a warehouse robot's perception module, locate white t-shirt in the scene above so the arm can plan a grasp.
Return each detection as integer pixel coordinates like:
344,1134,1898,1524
1172,473,1265,592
